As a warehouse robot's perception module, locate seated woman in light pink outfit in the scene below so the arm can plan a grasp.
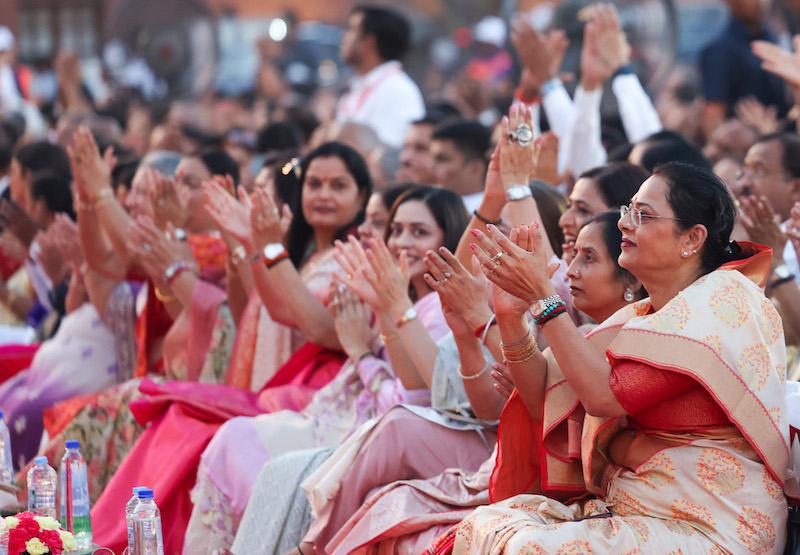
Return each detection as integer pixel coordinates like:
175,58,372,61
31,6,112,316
181,185,470,554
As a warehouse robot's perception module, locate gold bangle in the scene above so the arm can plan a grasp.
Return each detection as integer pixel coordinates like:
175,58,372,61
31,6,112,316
501,334,539,363
154,287,177,303
379,332,400,345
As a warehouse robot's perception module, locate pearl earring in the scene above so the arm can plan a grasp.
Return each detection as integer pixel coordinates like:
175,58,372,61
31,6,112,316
682,251,689,257
692,249,697,254
624,288,635,302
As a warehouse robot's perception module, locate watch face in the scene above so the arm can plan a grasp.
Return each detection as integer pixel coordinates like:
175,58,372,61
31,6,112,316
530,301,544,317
263,244,285,259
405,308,417,319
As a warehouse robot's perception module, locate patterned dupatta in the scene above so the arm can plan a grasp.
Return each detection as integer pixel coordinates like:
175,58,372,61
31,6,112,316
583,243,800,499
490,243,800,504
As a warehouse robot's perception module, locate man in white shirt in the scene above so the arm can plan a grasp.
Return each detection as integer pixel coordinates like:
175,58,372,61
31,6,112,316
429,120,491,213
336,6,425,149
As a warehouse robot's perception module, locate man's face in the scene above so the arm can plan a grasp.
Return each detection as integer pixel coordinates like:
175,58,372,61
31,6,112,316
340,12,366,66
430,139,471,192
737,140,795,220
396,123,435,184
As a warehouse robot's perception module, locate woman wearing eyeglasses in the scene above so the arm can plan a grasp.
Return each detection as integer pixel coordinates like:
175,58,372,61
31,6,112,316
453,161,799,554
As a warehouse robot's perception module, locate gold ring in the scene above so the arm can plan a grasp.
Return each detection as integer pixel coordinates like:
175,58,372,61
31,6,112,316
492,251,505,263
490,262,499,272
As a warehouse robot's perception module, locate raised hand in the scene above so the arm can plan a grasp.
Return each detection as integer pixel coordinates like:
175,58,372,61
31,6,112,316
740,195,787,266
735,97,781,135
36,227,68,285
250,186,286,252
364,238,412,318
580,3,630,91
147,168,187,230
127,215,197,289
500,104,537,190
491,361,516,399
332,235,382,310
203,180,254,253
531,132,562,186
511,17,568,92
423,247,492,335
67,127,116,202
753,36,800,93
787,202,800,257
329,283,375,361
470,222,559,305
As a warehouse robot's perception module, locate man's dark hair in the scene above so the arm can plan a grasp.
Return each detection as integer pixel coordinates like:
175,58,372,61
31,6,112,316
754,132,800,179
353,6,411,62
13,141,71,180
431,120,491,163
31,171,75,220
637,132,711,172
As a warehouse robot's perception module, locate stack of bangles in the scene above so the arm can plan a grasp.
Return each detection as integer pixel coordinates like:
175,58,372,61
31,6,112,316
500,329,539,364
534,300,568,328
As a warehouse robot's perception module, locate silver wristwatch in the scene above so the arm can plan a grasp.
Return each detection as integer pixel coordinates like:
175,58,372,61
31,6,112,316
506,184,532,202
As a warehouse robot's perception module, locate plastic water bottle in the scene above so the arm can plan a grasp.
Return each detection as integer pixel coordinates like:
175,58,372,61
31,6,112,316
60,440,92,550
26,456,56,518
126,486,147,553
132,489,164,555
0,412,14,484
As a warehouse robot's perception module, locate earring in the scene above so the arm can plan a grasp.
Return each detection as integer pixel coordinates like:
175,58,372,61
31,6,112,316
692,249,697,254
682,251,689,257
624,288,635,302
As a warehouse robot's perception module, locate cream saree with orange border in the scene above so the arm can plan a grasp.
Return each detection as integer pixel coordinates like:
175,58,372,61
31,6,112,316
454,250,799,555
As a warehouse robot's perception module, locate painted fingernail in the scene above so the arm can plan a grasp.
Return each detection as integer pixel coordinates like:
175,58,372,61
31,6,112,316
469,243,476,251
486,224,494,231
470,229,479,237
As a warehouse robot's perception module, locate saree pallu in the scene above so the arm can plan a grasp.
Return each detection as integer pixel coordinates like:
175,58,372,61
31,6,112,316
453,245,799,554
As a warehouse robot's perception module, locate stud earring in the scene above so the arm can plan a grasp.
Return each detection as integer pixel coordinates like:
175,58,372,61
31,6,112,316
682,251,689,257
624,288,635,302
692,249,697,254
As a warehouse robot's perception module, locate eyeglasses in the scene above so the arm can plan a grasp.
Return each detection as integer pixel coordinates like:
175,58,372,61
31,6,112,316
620,205,683,227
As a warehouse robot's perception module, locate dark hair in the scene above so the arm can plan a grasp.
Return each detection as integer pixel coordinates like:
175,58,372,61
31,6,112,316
30,171,75,220
261,153,301,210
530,180,567,258
379,182,415,212
654,162,739,274
579,162,649,209
383,185,469,254
417,101,462,126
288,141,373,267
353,6,411,62
636,132,711,172
431,120,491,163
753,132,800,179
14,141,71,180
194,149,241,186
256,122,302,155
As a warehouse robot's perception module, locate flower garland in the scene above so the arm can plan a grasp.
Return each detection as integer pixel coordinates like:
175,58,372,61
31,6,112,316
4,513,77,555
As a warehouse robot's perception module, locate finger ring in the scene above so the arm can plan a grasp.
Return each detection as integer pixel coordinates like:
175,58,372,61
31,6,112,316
347,273,353,280
443,272,452,279
506,131,517,145
490,262,499,272
439,277,448,284
143,243,152,252
515,123,533,148
256,215,264,222
157,198,165,207
492,251,505,263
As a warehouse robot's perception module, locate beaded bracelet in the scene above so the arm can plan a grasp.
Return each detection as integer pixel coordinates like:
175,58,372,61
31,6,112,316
533,300,567,327
473,210,502,226
536,305,568,328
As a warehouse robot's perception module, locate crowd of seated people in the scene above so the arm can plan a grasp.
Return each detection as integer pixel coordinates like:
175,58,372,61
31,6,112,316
0,1,799,554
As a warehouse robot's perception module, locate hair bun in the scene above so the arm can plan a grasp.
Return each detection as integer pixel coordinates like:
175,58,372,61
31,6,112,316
722,240,741,260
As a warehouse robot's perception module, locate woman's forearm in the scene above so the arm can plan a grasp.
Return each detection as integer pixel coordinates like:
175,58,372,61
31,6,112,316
93,196,134,269
497,313,547,419
78,207,126,279
453,331,506,420
375,309,428,391
541,315,625,417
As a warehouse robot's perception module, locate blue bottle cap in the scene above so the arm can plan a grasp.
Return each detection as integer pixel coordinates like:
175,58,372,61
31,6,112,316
34,456,48,465
65,440,80,449
137,489,154,499
132,486,147,494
